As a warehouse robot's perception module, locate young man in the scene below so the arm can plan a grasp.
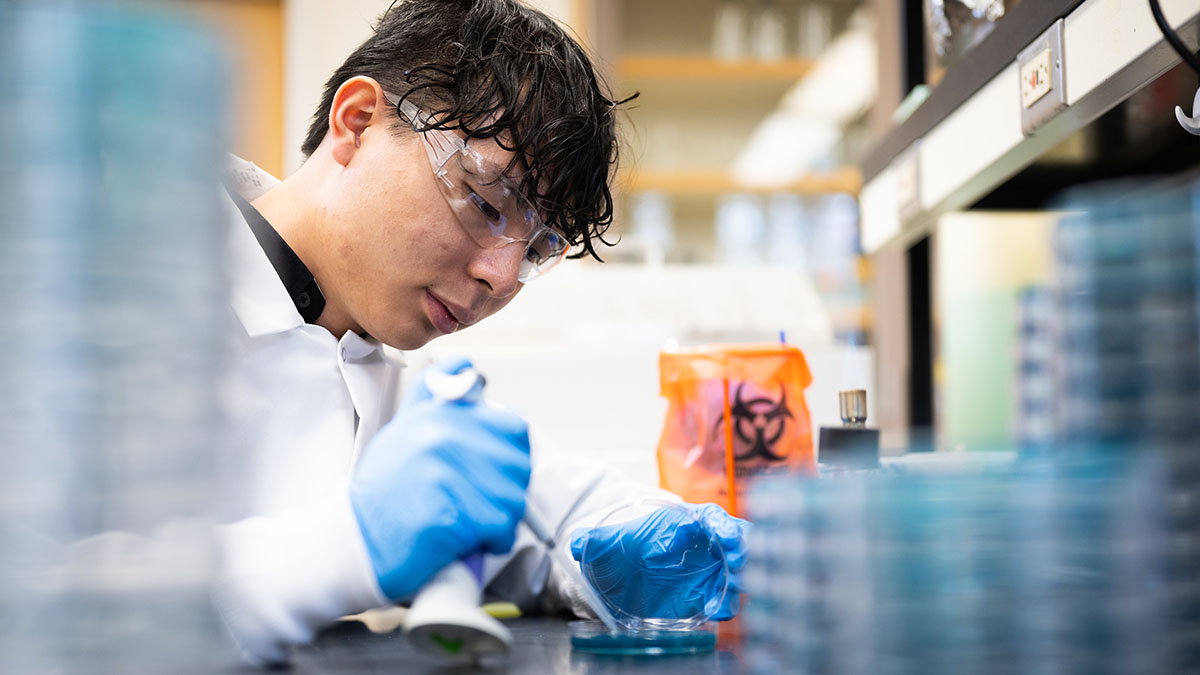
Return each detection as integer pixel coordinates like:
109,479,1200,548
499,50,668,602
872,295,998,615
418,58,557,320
215,0,747,665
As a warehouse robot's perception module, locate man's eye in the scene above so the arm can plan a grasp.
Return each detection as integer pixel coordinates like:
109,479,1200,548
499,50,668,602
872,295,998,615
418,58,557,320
467,191,502,221
525,231,564,263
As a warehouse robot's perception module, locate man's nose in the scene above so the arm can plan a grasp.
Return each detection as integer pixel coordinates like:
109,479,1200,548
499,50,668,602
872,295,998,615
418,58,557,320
468,240,524,298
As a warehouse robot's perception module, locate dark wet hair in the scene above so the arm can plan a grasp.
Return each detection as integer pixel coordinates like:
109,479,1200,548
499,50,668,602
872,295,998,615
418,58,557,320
301,0,632,260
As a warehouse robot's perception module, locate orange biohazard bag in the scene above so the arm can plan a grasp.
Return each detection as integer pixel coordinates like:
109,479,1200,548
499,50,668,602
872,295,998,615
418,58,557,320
657,343,815,517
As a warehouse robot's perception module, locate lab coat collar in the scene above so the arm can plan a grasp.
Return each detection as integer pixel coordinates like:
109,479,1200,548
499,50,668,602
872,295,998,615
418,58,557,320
221,156,406,371
339,331,380,364
226,196,398,366
226,201,305,338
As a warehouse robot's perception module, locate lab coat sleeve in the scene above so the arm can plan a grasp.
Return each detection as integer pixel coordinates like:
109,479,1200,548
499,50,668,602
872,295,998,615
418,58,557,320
481,426,682,618
212,490,388,667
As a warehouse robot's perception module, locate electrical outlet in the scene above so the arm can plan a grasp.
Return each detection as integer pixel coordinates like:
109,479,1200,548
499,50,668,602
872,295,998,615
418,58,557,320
1021,48,1053,108
1018,20,1067,136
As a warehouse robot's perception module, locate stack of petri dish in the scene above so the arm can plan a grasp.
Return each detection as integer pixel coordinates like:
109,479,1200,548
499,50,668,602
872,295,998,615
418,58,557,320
1052,177,1200,453
0,4,231,671
1015,285,1057,455
743,459,1170,674
1051,176,1200,670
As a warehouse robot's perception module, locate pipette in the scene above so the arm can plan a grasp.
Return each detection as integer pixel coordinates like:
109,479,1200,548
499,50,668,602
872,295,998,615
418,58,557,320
522,501,620,633
404,363,512,663
427,367,619,632
409,366,619,664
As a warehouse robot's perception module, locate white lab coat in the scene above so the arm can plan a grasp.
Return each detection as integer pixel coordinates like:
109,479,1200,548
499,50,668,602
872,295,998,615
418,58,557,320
213,157,678,665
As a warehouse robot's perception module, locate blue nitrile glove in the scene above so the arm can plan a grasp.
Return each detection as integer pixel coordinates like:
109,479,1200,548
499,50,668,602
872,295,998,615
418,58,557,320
349,357,531,601
569,503,750,621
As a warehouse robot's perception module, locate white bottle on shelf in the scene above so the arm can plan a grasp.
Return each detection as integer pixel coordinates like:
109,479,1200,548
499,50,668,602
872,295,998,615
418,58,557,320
713,0,746,61
715,193,766,266
631,190,675,267
752,0,786,62
797,2,833,59
766,193,810,268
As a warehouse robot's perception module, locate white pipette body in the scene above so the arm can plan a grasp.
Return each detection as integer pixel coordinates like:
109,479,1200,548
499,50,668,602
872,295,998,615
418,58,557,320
427,367,620,633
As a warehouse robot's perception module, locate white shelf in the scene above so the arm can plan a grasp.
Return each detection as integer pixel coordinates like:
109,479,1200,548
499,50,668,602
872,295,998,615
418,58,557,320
860,0,1200,254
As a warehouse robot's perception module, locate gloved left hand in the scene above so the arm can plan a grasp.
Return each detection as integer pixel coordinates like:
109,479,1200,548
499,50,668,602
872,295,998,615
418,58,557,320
569,502,749,622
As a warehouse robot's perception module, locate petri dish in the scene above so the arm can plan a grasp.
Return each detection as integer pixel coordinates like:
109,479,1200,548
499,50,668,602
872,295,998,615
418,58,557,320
577,499,729,633
568,620,716,656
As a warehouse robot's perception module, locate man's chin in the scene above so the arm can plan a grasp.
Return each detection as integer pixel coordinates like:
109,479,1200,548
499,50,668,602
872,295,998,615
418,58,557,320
376,316,481,351
367,326,436,352
394,334,436,351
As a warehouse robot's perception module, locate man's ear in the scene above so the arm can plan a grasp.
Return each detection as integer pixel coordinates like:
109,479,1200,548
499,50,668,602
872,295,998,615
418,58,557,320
327,76,385,168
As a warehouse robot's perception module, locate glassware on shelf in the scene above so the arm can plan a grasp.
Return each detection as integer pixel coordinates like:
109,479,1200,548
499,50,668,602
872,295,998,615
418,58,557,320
714,193,766,266
751,0,786,62
924,0,1015,85
797,2,833,59
630,190,675,267
713,0,747,61
765,192,811,268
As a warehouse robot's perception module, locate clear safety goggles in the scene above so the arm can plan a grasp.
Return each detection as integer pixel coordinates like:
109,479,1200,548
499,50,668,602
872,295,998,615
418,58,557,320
384,92,569,283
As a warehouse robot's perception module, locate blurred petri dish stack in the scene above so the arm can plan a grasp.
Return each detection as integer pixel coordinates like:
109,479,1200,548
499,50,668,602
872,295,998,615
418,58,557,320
1051,176,1200,670
1052,176,1200,453
1015,285,1057,455
744,458,1169,674
0,3,233,672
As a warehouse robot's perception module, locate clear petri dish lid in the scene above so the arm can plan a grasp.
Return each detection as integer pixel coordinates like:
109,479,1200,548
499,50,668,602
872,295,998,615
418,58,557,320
568,620,716,655
578,499,729,632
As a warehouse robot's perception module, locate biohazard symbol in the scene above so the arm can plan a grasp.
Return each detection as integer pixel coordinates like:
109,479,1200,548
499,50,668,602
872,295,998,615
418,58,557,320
712,383,792,462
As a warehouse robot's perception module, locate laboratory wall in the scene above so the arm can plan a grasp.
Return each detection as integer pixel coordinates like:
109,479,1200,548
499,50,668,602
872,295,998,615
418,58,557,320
934,211,1056,452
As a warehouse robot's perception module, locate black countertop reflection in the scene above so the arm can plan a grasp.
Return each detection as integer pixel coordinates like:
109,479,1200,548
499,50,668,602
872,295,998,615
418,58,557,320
270,617,744,675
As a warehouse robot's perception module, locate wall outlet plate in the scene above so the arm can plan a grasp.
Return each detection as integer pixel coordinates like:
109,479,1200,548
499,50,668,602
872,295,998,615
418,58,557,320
1018,19,1067,136
1021,48,1053,108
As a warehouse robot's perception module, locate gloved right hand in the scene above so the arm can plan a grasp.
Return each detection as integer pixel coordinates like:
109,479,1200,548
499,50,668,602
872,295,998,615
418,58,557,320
569,502,749,621
348,357,531,601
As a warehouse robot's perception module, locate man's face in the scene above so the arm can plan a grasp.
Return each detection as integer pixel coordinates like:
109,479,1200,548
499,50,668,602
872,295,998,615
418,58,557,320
316,121,528,350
